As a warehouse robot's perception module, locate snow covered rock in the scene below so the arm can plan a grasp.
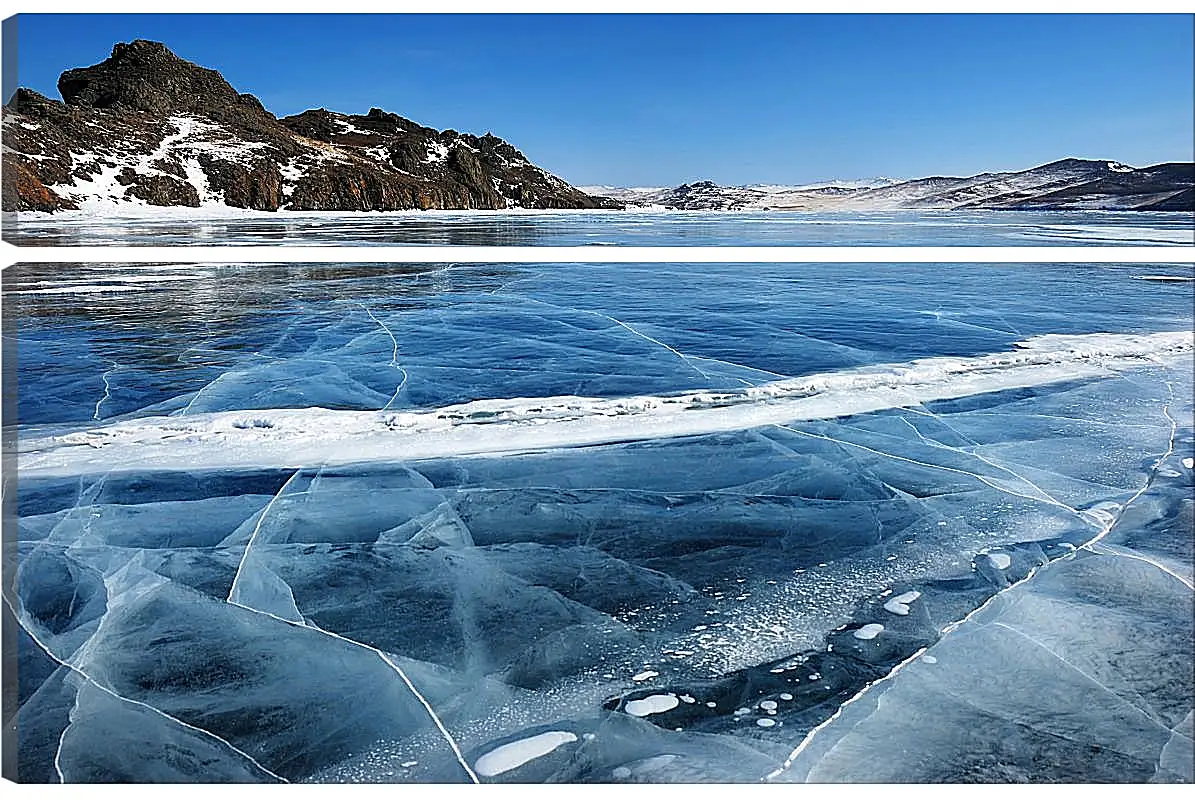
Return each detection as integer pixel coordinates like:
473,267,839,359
2,40,622,213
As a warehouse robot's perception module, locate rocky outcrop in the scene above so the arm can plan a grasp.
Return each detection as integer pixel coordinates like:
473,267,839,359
3,40,622,213
2,159,72,212
57,40,273,129
117,168,200,207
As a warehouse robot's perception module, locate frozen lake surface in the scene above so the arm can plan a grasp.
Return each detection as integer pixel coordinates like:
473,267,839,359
6,260,1193,782
4,209,1194,246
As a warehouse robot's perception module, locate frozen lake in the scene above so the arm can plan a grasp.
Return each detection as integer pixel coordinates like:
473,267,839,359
4,209,1193,246
6,260,1193,782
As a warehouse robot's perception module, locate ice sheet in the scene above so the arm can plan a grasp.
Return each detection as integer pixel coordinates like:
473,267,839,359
6,209,1193,246
7,261,1192,783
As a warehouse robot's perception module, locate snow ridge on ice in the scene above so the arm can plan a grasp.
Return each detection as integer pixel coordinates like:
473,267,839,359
19,330,1193,477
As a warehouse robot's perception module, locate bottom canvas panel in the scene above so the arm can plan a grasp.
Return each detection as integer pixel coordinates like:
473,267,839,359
2,260,1193,783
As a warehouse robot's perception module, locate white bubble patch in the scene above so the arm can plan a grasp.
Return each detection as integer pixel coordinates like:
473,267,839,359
625,694,680,717
987,553,1012,570
854,623,885,640
883,590,922,616
473,731,578,777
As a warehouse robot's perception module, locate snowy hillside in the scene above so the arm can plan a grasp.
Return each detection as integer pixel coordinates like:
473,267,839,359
589,161,1193,211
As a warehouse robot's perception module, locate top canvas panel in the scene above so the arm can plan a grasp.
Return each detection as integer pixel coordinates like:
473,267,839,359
3,13,1193,246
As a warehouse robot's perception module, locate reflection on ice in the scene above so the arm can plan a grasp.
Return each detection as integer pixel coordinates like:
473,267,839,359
6,209,1194,246
9,260,1193,428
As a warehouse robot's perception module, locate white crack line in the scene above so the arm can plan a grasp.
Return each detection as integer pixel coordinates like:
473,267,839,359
227,469,303,602
358,302,409,412
53,693,76,783
93,361,119,421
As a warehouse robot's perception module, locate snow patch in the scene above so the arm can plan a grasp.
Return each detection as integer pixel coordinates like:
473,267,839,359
334,118,367,136
182,157,220,205
361,145,392,163
423,140,449,164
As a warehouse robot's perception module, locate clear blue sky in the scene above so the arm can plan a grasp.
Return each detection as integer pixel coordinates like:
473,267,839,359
12,13,1195,186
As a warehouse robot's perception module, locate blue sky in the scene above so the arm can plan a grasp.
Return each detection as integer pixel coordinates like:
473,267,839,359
13,13,1195,186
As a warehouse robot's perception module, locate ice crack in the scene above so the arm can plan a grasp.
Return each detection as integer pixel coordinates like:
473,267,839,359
3,594,286,783
227,469,302,603
1078,382,1178,554
53,693,77,783
225,600,480,783
1088,543,1194,591
517,296,727,384
897,412,1095,523
774,424,1095,524
358,303,409,412
93,361,119,421
990,621,1179,733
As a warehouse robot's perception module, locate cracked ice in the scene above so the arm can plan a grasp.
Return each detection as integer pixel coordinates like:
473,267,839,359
6,260,1192,783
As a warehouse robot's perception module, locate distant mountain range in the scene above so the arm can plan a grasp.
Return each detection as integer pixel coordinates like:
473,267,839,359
581,160,1193,211
2,40,621,213
3,40,1190,215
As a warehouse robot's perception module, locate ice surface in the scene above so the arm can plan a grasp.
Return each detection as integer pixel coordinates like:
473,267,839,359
5,209,1193,246
6,261,1192,783
10,260,1193,426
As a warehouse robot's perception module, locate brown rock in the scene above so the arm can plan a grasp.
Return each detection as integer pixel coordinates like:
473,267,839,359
123,174,200,207
1,161,74,212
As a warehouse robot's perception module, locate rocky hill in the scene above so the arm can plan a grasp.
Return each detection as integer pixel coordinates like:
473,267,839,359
598,159,1194,211
2,40,622,213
